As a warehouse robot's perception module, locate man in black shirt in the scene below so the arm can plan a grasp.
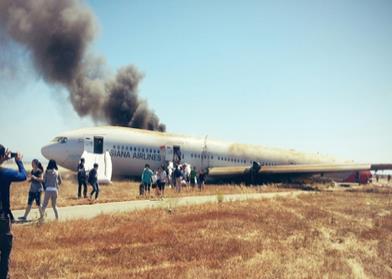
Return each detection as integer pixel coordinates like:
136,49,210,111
0,145,26,279
77,158,87,198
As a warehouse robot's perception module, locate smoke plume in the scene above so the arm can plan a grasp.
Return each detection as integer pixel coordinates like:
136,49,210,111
0,0,165,131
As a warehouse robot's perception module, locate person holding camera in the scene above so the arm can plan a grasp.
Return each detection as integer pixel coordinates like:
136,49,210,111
0,144,27,279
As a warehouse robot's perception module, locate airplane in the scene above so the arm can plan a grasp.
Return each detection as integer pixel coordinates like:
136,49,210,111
41,126,392,184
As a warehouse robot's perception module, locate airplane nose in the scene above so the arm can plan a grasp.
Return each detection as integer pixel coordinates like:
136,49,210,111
41,144,55,160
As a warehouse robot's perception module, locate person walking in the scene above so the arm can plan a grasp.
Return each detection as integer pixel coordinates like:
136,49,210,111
198,170,206,191
77,158,87,198
0,145,27,279
190,166,197,188
173,165,182,193
88,163,99,200
18,159,44,221
41,160,62,220
141,164,153,197
157,167,167,198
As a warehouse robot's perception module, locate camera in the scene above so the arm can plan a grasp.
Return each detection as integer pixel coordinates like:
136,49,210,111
9,152,17,159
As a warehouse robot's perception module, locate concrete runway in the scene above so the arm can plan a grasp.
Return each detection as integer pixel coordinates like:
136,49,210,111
13,191,314,223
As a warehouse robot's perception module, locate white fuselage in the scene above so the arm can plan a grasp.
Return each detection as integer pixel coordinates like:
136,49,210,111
41,126,340,178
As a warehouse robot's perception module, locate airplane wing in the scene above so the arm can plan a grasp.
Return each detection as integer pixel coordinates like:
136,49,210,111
207,163,392,182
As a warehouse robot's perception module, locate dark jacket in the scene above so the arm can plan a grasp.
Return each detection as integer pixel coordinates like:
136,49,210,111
77,162,87,181
0,160,27,216
88,168,98,184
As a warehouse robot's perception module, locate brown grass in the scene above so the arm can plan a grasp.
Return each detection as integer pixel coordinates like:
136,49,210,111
10,171,293,210
10,190,392,278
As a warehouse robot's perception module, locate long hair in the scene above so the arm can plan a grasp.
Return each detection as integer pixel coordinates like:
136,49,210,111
32,159,44,172
47,159,58,171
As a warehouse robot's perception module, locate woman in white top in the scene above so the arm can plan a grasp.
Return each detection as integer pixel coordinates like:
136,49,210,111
41,159,62,220
156,167,167,198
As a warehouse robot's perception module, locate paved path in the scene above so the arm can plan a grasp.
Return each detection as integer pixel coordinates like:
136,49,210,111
13,191,314,223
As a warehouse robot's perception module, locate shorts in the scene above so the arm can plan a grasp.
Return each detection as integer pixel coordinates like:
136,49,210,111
158,181,166,191
27,192,41,206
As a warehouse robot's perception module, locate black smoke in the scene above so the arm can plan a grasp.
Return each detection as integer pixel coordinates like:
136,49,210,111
0,0,165,131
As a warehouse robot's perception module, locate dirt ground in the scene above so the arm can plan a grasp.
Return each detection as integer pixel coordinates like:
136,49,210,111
10,170,295,210
9,186,392,278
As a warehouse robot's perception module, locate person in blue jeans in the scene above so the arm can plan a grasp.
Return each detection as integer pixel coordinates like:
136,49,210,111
88,163,99,200
77,158,87,198
0,144,27,279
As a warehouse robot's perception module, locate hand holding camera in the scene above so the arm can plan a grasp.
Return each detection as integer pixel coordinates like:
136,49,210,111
1,149,22,161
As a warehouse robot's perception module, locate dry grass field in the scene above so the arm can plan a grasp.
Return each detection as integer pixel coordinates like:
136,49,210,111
10,170,293,210
10,187,392,278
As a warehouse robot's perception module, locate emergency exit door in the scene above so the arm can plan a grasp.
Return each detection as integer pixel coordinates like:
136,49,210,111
94,137,104,154
160,145,182,164
173,145,181,164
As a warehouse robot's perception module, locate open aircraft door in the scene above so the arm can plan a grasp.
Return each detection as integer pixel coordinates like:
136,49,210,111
160,145,182,165
84,136,104,154
84,137,93,153
81,150,112,184
160,145,171,165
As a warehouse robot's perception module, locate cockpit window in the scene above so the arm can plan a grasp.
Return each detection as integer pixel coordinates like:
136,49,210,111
51,137,68,144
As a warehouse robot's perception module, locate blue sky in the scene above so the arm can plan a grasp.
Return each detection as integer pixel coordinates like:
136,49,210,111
0,0,391,163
